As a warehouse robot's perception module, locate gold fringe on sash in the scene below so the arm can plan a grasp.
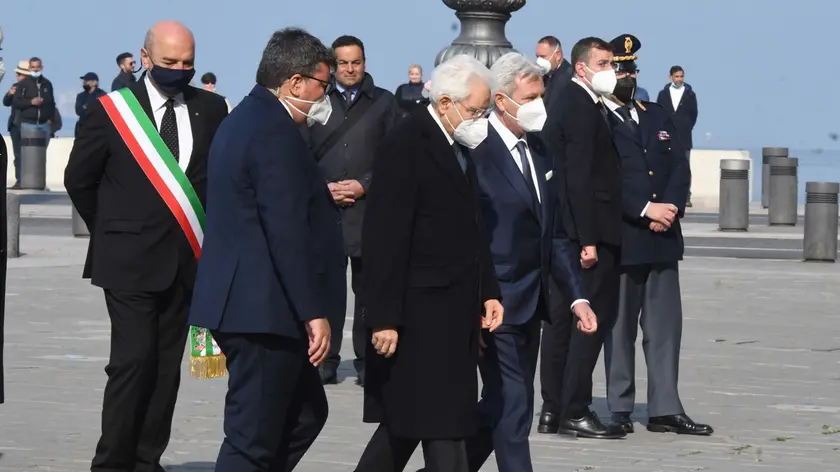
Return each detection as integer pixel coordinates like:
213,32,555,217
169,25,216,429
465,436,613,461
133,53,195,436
190,354,228,379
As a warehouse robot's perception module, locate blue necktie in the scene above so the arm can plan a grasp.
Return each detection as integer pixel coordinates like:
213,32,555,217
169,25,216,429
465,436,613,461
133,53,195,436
452,143,467,174
515,141,538,203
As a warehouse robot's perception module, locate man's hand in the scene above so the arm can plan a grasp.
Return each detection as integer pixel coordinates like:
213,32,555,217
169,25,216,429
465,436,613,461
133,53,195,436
305,318,331,366
572,303,598,334
31,97,44,106
8,86,17,96
581,245,598,269
338,179,366,199
328,182,356,206
649,221,668,232
645,202,678,227
482,300,504,332
372,328,399,358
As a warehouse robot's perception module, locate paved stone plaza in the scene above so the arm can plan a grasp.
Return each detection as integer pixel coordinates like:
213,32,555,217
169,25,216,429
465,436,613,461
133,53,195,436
2,210,840,470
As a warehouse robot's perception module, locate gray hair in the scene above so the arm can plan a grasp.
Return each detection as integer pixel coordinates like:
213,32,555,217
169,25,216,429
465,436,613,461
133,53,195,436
429,55,493,105
490,52,543,100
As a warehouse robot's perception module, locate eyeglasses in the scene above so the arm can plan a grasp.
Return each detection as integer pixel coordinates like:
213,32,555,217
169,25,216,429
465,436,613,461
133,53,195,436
302,74,333,95
459,102,486,119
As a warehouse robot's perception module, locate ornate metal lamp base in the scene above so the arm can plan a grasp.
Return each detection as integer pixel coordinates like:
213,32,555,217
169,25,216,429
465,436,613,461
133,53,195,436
436,0,527,68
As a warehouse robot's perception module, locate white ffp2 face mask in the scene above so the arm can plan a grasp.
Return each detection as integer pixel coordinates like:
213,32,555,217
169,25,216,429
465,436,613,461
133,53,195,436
536,45,559,75
285,94,333,127
446,103,488,149
584,65,617,96
502,94,547,132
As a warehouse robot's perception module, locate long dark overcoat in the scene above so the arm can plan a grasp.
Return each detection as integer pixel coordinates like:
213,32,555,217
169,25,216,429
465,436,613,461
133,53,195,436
361,108,501,439
1,134,7,404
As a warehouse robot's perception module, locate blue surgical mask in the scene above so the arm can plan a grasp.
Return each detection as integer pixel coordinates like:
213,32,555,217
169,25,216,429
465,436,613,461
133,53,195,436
30,71,42,78
148,65,195,96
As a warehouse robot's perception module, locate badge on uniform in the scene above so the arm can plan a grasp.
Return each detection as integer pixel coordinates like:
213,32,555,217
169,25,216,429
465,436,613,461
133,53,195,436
657,131,671,141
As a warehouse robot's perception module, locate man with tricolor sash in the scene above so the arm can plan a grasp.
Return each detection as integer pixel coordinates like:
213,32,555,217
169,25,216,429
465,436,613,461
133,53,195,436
64,20,228,472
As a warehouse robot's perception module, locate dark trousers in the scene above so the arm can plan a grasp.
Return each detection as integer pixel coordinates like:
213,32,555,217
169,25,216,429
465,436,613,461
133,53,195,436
466,317,541,472
10,125,21,184
326,256,365,375
604,263,685,418
213,332,328,472
541,242,621,417
356,423,468,472
91,282,191,472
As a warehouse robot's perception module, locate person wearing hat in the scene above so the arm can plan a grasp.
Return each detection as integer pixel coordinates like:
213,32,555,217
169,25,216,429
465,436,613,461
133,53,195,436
601,34,713,436
3,60,32,188
74,72,106,135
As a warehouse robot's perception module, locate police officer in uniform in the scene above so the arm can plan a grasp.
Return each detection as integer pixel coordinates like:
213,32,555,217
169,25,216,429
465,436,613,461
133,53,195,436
601,34,713,436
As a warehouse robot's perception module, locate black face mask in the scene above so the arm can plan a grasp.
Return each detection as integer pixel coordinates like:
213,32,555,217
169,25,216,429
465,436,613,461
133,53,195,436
614,76,636,104
148,65,195,96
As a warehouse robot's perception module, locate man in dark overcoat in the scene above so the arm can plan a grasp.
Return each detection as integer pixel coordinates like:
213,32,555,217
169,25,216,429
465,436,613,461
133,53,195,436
354,54,503,472
602,34,713,437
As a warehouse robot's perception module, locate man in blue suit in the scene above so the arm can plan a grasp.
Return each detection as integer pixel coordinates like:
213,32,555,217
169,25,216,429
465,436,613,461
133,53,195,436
465,52,598,472
602,34,713,437
188,28,346,471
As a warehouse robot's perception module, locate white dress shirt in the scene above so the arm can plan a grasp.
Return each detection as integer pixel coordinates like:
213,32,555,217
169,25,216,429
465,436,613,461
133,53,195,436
427,104,454,145
488,112,540,202
145,75,193,171
603,99,651,218
571,77,600,103
669,84,685,111
488,112,589,310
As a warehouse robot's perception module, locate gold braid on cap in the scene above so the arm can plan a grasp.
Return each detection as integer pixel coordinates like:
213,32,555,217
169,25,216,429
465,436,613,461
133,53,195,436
613,55,637,62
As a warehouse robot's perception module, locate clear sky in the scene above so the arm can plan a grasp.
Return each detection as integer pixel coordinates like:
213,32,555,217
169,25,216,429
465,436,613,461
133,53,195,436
0,0,834,150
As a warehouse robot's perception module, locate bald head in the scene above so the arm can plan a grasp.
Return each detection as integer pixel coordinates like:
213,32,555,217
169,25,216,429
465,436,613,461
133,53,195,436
141,20,195,71
141,20,197,96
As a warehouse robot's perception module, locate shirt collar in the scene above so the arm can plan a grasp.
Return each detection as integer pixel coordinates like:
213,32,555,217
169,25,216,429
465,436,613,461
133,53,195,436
571,77,600,103
144,74,185,112
427,104,454,146
489,112,525,151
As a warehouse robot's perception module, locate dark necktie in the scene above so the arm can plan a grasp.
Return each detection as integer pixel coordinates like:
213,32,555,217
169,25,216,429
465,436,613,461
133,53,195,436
514,141,539,204
344,88,353,105
452,143,467,174
614,105,640,137
160,99,179,162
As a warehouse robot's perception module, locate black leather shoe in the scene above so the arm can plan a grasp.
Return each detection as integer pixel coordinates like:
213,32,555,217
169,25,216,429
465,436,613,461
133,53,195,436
355,370,365,387
611,413,634,434
647,414,714,435
537,411,561,434
319,364,338,385
558,410,626,439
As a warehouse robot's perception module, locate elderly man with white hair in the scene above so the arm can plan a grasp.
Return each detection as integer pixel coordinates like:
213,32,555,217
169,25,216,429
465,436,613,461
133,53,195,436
464,52,598,472
354,54,504,472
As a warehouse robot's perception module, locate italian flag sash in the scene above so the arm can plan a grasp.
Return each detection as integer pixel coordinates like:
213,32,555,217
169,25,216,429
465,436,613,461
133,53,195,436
99,89,226,379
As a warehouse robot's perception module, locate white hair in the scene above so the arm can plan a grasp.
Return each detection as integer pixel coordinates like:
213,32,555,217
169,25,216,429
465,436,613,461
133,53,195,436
490,52,543,100
429,55,493,106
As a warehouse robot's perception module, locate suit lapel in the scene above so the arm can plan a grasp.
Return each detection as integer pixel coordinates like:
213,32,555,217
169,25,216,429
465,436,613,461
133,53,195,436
612,113,643,148
637,101,655,150
131,77,156,128
528,136,550,233
419,110,470,196
183,88,204,176
486,126,540,222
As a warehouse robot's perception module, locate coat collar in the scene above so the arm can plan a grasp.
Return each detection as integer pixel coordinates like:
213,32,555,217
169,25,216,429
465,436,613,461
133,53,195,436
415,107,469,196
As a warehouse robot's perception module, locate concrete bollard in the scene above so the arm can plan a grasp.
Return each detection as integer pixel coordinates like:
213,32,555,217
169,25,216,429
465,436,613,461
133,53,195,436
719,159,750,231
7,193,20,258
71,205,90,237
20,126,48,190
768,156,798,226
762,147,788,209
803,182,839,262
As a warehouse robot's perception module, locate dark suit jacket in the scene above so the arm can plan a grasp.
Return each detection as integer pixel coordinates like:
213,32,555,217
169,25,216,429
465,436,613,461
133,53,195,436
472,124,585,326
361,108,501,439
543,59,573,113
64,75,228,292
188,86,346,340
656,83,697,150
544,81,622,247
611,101,690,266
306,73,397,258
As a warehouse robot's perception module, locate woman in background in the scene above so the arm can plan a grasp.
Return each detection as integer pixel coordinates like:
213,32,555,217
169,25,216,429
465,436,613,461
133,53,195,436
394,64,429,120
